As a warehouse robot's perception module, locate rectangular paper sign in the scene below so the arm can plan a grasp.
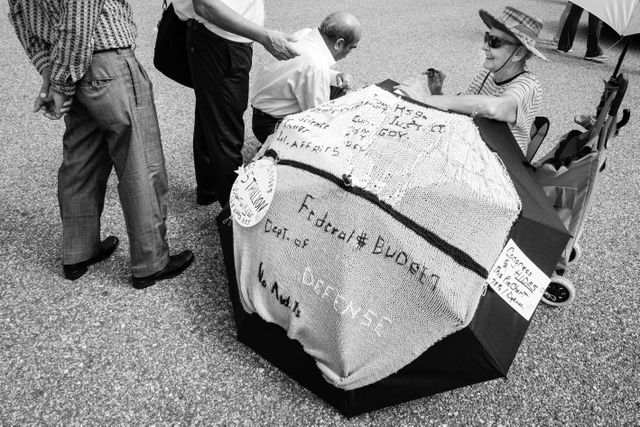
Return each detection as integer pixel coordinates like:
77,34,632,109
486,239,550,321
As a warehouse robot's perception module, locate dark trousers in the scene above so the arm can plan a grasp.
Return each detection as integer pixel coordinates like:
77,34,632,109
558,4,603,57
186,20,253,206
252,108,281,144
251,86,348,144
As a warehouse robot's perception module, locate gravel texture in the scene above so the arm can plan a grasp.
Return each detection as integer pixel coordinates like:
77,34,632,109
1,0,639,425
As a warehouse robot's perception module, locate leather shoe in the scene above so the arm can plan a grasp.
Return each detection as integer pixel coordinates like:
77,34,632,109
63,236,120,280
131,250,195,289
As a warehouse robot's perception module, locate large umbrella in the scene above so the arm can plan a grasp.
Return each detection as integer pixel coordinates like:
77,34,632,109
216,81,570,416
570,0,640,76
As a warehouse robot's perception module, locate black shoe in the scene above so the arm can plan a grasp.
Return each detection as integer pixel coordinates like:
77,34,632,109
196,192,218,206
63,236,120,280
131,250,195,289
584,53,608,63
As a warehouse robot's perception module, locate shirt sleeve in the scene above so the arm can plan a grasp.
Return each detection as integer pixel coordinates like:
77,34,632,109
294,64,331,112
329,69,339,87
8,0,51,74
49,0,107,96
502,74,541,129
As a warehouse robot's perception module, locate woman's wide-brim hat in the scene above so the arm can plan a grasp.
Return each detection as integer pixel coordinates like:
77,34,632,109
479,6,548,61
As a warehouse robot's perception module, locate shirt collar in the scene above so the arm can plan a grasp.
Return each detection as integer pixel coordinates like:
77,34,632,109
309,28,336,68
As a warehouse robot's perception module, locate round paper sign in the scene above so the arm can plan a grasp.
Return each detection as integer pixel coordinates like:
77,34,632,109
229,158,277,227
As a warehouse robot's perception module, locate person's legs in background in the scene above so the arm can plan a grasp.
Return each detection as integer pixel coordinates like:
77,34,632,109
584,14,607,62
553,2,572,43
538,1,572,45
557,3,583,53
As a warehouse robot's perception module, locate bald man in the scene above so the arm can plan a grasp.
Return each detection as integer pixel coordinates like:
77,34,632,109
251,11,362,143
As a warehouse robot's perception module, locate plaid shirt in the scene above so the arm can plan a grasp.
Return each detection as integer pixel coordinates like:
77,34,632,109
8,0,137,95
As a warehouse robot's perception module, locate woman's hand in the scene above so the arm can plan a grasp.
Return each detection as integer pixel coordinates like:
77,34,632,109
424,68,446,95
394,77,429,102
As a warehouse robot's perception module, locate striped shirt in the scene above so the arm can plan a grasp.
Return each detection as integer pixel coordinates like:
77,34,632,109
463,69,542,154
8,0,137,95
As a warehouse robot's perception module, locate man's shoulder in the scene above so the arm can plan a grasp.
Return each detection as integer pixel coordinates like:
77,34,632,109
262,44,326,77
294,36,331,69
293,28,314,39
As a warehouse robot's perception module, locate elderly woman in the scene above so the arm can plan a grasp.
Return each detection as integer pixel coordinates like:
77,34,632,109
396,7,546,158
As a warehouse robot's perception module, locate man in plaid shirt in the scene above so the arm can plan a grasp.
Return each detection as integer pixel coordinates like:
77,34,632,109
8,0,194,288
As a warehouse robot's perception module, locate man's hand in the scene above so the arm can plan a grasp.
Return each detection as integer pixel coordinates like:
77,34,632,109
51,89,73,119
33,67,73,120
39,88,72,120
262,29,300,60
33,67,53,114
335,73,353,90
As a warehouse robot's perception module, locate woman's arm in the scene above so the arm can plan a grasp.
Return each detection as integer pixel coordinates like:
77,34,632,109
422,94,518,123
395,79,518,122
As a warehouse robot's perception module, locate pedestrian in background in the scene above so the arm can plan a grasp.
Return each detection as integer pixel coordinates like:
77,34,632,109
538,1,571,46
556,2,608,63
8,0,194,288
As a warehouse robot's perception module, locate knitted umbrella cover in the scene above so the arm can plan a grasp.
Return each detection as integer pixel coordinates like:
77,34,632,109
232,85,521,390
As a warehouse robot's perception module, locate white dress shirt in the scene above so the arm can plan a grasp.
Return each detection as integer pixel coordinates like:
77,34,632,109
172,0,195,20
172,0,264,43
251,28,339,118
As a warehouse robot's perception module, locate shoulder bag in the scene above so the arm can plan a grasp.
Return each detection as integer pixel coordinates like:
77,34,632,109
153,1,193,88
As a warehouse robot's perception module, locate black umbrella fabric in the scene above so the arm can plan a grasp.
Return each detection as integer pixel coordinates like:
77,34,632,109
216,81,570,416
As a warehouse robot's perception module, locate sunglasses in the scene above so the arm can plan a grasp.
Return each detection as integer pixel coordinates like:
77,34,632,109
484,32,519,49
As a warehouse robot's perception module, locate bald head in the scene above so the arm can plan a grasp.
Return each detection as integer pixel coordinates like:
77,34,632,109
319,11,362,60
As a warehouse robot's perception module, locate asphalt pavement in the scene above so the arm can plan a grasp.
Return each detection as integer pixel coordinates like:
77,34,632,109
1,0,638,425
